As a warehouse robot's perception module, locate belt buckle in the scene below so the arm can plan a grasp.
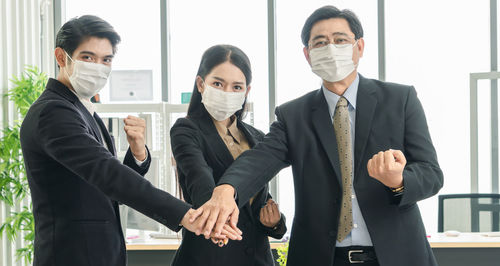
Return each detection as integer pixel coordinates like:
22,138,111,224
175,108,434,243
348,249,364,264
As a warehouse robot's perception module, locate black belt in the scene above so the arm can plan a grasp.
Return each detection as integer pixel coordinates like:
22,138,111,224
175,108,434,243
335,246,377,264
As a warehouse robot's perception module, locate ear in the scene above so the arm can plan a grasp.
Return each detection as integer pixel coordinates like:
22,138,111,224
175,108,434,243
356,38,365,59
303,46,311,66
55,47,68,68
196,76,204,94
245,85,251,97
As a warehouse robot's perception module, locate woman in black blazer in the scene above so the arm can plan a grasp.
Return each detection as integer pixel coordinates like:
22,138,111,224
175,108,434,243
170,44,286,266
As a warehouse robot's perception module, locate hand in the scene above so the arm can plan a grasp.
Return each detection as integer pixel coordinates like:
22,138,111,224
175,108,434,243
367,149,406,188
210,223,240,247
260,199,281,228
124,115,147,161
180,208,242,241
192,184,242,239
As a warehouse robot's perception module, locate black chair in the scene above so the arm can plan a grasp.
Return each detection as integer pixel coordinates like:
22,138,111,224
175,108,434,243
438,193,500,232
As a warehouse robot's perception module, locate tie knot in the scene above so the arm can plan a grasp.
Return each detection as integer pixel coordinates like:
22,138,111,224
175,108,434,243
336,96,348,108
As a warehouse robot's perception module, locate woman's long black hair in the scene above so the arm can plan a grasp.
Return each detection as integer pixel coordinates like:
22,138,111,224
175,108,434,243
186,44,252,120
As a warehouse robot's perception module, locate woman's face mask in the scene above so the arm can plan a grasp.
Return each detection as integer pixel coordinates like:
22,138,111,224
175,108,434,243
201,83,246,121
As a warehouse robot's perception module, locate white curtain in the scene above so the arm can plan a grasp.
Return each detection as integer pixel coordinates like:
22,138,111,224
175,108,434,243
0,0,55,265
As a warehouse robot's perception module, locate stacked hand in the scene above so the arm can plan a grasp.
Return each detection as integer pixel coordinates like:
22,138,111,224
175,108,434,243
367,149,406,188
180,207,242,244
188,185,241,242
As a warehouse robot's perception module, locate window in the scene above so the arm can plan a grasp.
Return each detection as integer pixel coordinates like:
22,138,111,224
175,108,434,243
65,0,162,103
169,0,270,131
385,0,490,233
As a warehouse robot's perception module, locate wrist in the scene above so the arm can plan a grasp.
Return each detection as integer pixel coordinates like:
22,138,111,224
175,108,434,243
132,147,147,161
215,184,235,197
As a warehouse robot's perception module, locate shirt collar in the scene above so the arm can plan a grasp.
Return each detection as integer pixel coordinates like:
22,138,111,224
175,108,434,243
212,115,242,144
69,89,96,115
321,74,359,118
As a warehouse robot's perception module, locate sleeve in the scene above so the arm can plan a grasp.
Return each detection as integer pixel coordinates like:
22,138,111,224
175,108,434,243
399,86,444,206
170,119,216,208
38,102,190,231
123,146,151,176
218,107,291,208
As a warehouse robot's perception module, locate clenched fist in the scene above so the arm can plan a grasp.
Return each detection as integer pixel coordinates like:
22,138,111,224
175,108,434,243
124,115,146,161
260,199,281,228
367,149,406,188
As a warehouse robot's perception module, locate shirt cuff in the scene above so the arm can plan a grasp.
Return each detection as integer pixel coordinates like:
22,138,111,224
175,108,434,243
133,151,148,166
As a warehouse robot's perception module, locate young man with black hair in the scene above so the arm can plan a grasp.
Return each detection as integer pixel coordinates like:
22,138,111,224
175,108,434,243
195,6,443,266
20,15,240,266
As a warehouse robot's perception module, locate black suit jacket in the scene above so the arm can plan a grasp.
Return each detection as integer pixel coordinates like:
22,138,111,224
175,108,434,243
20,78,191,266
170,111,286,266
219,75,444,266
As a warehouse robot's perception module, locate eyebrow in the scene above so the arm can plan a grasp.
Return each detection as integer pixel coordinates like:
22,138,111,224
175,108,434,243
212,76,245,85
311,32,352,41
79,51,114,58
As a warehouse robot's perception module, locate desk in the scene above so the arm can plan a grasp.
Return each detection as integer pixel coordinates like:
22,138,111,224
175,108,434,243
126,233,500,266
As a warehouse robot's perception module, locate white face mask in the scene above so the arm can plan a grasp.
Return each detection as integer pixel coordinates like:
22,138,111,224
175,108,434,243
64,51,111,99
201,84,246,121
309,41,358,82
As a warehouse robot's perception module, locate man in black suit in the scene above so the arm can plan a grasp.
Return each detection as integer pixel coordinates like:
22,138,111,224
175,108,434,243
193,6,443,266
20,15,238,266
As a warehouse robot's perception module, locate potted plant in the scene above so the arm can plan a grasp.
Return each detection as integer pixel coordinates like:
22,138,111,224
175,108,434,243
0,65,47,264
276,240,289,266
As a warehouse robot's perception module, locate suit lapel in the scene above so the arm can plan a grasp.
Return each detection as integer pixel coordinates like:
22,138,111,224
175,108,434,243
236,121,263,220
196,113,235,169
311,89,342,184
94,113,117,156
354,76,378,180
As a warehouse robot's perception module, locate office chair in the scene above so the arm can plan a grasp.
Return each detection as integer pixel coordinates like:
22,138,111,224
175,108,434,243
438,193,500,232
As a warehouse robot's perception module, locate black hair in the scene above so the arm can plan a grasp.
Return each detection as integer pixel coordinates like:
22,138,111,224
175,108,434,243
301,5,364,47
56,15,121,57
187,44,252,121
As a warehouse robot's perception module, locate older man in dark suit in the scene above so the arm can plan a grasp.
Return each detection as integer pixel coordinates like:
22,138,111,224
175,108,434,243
194,6,443,266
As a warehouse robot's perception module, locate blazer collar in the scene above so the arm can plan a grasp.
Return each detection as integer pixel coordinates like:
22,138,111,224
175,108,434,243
46,78,104,144
46,78,78,103
311,88,342,185
353,75,378,180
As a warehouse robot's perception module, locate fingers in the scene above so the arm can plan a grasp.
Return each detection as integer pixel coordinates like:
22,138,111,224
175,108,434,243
221,224,242,240
190,207,203,222
203,209,220,239
260,206,269,224
124,115,145,127
367,158,374,177
384,150,395,165
376,151,384,169
270,201,280,216
228,207,240,234
194,208,211,235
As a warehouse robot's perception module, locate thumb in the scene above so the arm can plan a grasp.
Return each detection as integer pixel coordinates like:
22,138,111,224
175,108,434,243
391,149,407,165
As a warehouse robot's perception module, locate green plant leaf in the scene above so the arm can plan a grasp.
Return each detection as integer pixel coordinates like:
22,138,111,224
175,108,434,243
0,65,46,263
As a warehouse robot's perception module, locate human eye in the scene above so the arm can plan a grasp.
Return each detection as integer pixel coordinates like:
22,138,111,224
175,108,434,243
334,38,349,44
313,40,328,48
81,55,93,62
234,85,243,91
213,81,223,87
